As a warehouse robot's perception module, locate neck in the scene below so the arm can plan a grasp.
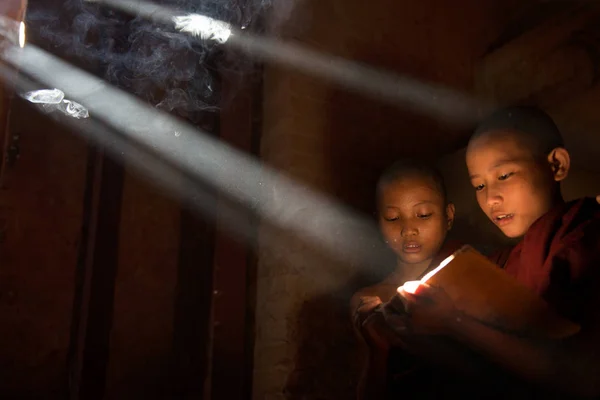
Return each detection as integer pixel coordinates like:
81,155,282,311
549,181,565,206
393,258,432,283
542,189,565,218
552,191,565,207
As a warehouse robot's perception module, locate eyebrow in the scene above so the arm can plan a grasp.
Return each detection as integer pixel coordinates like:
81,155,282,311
413,200,435,206
384,200,436,209
469,159,520,179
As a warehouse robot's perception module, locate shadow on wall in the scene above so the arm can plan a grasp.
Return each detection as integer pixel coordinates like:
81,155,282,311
280,226,395,400
283,278,365,400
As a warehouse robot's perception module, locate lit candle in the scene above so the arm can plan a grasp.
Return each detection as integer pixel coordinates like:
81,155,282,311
398,253,455,294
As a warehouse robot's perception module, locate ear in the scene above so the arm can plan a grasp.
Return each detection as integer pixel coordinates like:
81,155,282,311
547,147,570,182
445,202,456,230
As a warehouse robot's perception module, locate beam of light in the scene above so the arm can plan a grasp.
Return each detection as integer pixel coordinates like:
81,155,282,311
85,0,490,126
0,63,267,253
0,43,390,280
84,0,231,43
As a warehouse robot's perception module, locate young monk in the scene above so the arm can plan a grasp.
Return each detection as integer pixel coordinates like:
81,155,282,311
395,106,600,398
350,159,460,399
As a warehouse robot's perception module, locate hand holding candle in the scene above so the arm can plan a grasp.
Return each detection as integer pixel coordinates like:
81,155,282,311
395,281,458,335
397,245,580,339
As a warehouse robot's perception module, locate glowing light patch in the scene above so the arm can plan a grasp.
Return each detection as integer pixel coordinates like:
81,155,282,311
397,253,455,295
18,21,25,48
22,89,89,119
402,281,421,294
172,14,232,44
61,100,90,119
22,88,64,104
420,253,455,284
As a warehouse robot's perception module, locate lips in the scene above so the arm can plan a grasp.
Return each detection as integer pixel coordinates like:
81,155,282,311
402,241,422,253
492,212,515,226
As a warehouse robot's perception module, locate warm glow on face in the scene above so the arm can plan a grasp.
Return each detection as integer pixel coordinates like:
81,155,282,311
18,21,25,48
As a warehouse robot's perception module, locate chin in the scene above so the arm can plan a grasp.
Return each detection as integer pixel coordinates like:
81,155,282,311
399,253,430,264
500,226,526,239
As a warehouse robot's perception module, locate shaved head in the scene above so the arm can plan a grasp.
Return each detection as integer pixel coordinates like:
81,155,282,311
377,159,447,204
466,106,570,238
470,106,564,158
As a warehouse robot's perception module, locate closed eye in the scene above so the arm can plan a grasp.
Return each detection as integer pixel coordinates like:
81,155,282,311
417,213,432,219
384,216,399,221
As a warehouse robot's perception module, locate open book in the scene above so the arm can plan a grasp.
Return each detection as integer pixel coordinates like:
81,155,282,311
398,245,580,339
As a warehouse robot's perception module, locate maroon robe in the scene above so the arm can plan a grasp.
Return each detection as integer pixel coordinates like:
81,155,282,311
490,197,600,328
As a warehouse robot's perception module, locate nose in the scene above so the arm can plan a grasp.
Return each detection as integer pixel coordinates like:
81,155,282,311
485,185,503,208
401,224,418,237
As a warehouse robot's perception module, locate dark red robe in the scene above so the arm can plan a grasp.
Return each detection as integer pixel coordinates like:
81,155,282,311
484,197,600,399
491,197,600,328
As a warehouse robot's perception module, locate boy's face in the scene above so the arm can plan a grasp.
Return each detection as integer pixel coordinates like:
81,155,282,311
466,131,558,238
378,175,453,265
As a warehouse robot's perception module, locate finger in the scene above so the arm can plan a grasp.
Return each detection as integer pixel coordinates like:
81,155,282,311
357,297,382,312
381,304,410,326
362,312,381,328
359,295,381,303
359,296,382,307
597,195,600,204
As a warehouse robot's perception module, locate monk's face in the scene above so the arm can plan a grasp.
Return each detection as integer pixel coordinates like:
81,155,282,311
378,175,453,265
466,131,557,238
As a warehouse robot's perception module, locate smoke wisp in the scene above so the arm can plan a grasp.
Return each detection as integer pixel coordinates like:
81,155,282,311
26,0,271,120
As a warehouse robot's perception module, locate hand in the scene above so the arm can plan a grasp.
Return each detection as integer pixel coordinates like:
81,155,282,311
597,195,600,204
379,298,410,334
396,281,458,335
354,296,406,350
354,296,383,327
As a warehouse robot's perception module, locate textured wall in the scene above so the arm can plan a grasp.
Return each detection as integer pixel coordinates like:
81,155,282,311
104,171,181,399
0,101,87,397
